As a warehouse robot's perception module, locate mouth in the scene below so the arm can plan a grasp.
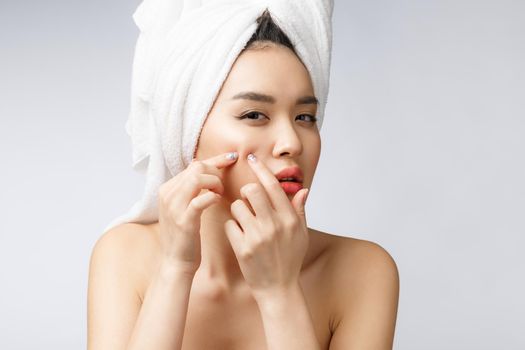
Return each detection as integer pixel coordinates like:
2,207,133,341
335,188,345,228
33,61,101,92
278,180,303,195
274,166,304,183
275,166,304,194
278,178,302,183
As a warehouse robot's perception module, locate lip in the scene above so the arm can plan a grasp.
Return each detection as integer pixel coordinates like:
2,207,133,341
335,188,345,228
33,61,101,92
279,181,303,195
274,166,304,183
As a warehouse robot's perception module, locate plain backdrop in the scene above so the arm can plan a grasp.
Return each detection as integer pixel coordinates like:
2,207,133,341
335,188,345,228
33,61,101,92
1,0,524,349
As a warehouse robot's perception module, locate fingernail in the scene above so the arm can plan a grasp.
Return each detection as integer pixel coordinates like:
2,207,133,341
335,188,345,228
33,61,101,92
226,152,238,160
247,153,257,163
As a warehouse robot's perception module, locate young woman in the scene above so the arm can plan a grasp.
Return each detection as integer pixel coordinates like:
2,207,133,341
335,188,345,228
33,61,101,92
88,10,399,350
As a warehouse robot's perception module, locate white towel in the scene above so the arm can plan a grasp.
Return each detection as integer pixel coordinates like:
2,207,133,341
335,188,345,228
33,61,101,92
103,0,334,234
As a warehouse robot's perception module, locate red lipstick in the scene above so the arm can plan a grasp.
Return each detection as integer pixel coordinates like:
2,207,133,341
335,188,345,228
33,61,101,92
274,166,304,195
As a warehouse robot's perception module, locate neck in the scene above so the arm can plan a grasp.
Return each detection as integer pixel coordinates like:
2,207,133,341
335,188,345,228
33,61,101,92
197,198,246,288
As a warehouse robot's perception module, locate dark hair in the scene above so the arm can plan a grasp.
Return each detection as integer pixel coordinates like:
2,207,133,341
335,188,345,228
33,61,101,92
244,9,297,54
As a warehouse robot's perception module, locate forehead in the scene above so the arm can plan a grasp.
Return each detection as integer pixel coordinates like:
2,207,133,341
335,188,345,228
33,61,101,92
218,44,315,102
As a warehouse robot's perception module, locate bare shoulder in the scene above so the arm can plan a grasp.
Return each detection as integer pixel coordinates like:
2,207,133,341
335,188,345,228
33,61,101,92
309,228,398,272
321,230,399,303
89,222,160,301
331,233,398,278
91,223,158,263
314,229,399,349
88,223,163,348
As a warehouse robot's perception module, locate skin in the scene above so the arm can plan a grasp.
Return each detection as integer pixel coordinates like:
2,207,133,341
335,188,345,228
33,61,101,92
190,41,321,292
88,41,400,350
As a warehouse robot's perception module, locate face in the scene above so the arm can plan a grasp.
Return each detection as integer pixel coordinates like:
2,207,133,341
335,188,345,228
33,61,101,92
194,43,321,204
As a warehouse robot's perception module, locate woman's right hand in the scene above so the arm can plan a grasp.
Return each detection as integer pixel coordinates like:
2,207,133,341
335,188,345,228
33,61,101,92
157,151,239,276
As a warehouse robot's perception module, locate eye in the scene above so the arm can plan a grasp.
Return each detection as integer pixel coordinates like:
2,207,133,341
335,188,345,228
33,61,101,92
236,111,268,122
297,114,318,123
235,111,318,124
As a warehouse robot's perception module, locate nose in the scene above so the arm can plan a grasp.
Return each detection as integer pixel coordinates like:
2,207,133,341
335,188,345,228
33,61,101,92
272,118,303,158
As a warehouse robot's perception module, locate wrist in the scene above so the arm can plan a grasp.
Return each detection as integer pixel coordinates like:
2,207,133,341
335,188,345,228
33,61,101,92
158,259,197,282
253,281,303,310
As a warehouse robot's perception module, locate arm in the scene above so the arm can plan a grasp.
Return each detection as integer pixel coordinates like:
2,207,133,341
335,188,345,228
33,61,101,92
126,260,194,350
87,224,195,350
255,283,322,350
329,241,400,350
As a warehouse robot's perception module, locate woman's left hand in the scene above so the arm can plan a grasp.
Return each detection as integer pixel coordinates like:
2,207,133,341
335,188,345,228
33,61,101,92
224,153,310,300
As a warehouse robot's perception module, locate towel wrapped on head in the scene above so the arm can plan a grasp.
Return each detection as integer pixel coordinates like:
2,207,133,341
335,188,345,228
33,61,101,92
103,0,334,233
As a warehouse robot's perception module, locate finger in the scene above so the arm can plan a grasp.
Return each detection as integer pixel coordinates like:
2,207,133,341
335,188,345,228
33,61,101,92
192,173,225,195
230,199,258,233
201,151,239,170
224,219,244,256
170,173,224,209
240,183,274,222
246,154,294,214
187,158,225,180
184,191,221,228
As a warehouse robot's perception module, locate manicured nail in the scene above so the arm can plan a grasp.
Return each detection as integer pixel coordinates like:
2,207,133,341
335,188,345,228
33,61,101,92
226,152,238,160
247,153,257,163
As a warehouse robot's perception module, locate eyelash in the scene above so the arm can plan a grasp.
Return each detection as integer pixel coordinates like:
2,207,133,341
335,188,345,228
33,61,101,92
235,111,318,123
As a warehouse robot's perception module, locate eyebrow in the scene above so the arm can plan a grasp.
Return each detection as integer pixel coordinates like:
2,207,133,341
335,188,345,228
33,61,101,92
231,91,319,105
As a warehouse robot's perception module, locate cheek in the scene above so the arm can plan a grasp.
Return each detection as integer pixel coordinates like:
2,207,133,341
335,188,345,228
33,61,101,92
198,123,261,201
311,138,321,167
221,149,260,202
196,114,252,157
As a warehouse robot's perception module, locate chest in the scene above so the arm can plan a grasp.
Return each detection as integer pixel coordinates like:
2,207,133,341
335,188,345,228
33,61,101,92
180,275,333,350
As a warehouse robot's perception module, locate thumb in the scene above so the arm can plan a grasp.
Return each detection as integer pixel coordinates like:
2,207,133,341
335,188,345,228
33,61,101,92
293,188,309,220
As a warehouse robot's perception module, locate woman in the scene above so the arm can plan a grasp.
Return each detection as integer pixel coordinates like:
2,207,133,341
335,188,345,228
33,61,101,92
88,9,399,350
